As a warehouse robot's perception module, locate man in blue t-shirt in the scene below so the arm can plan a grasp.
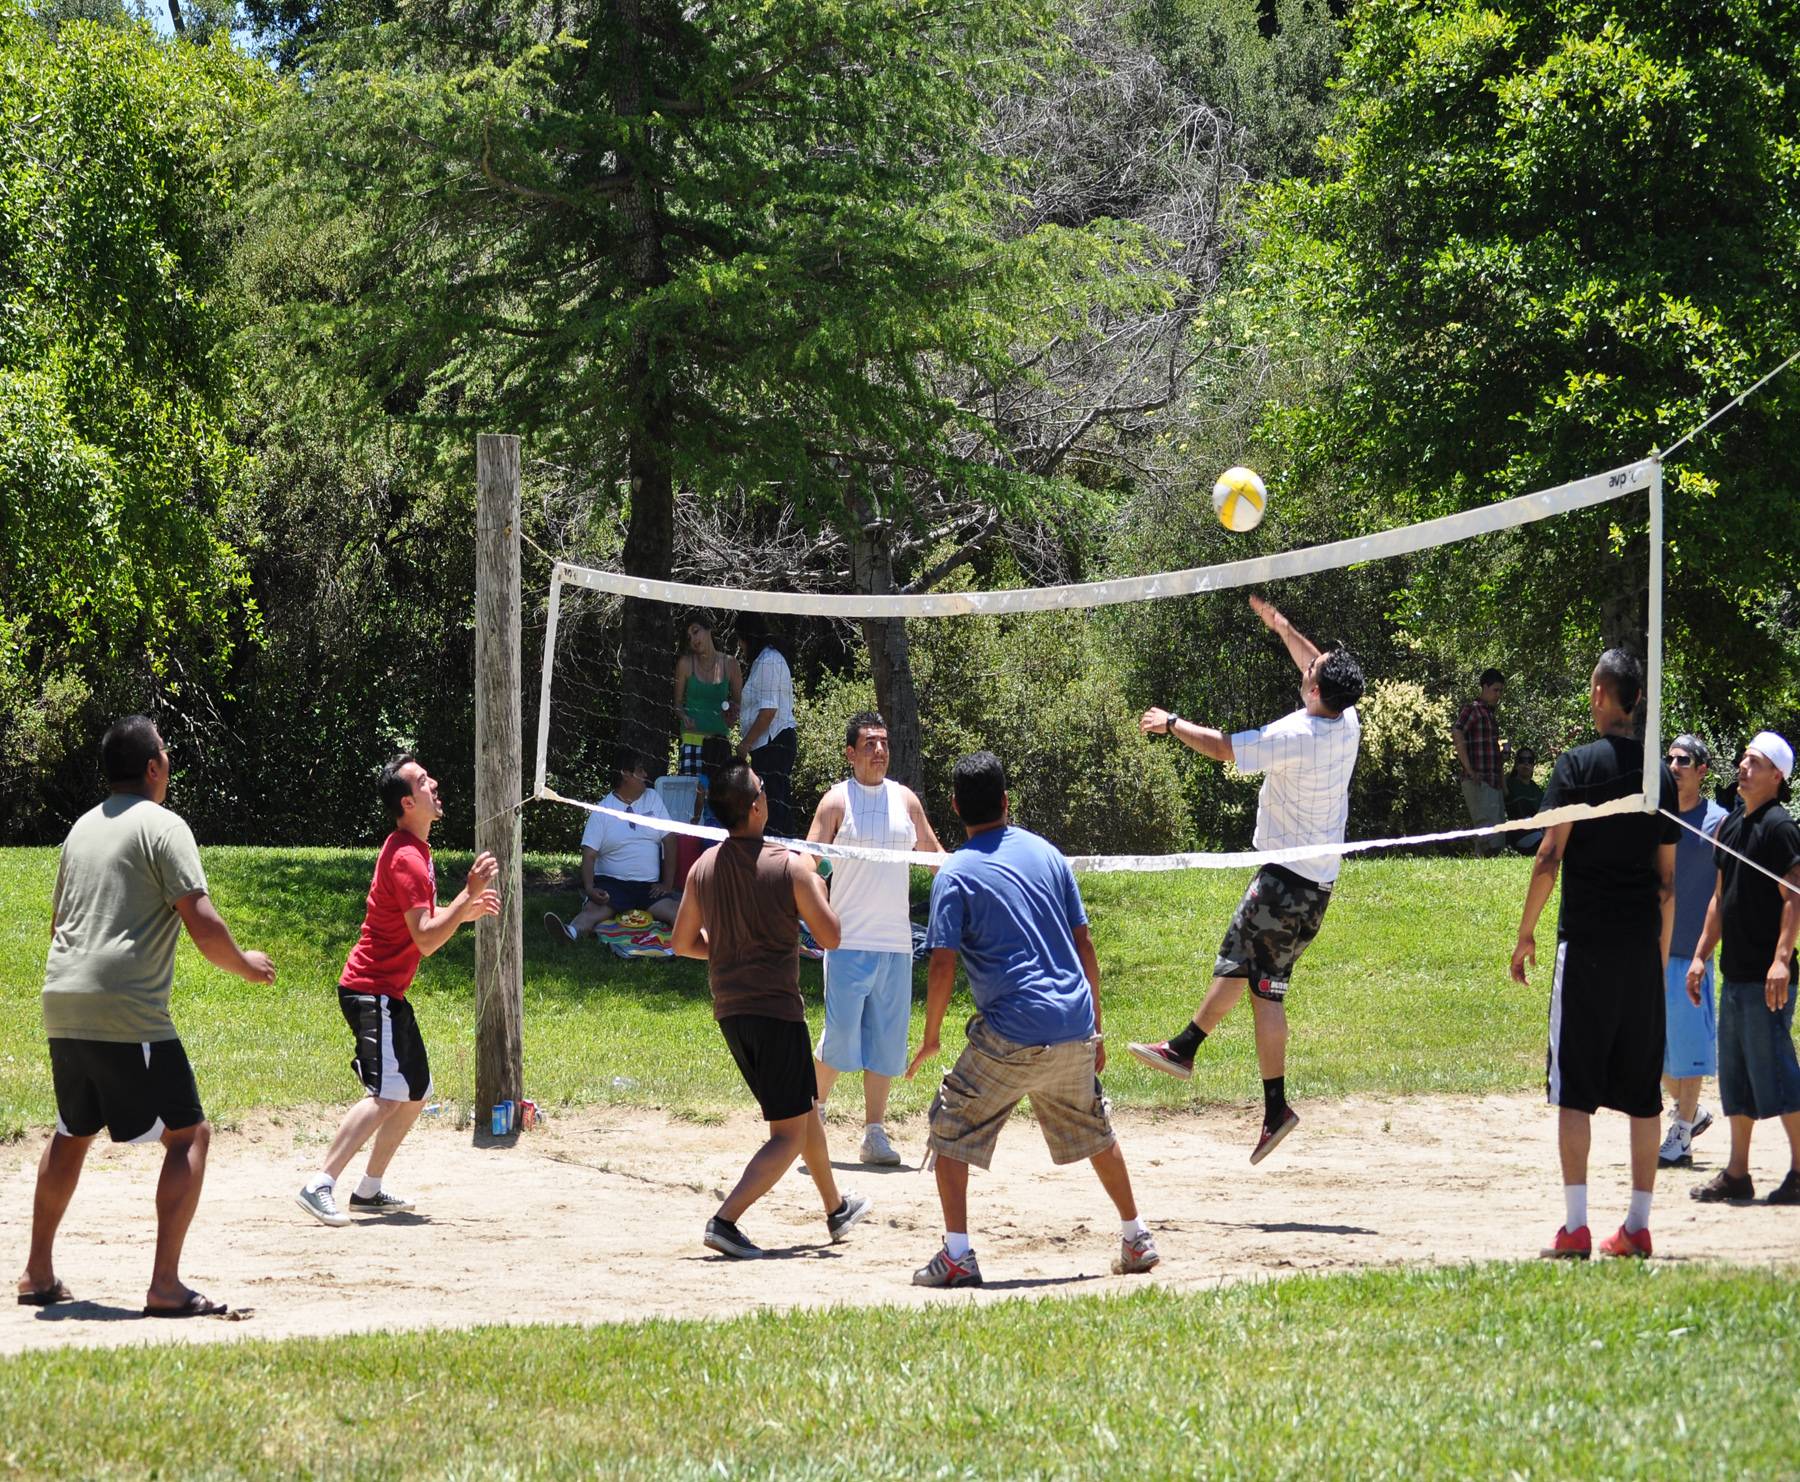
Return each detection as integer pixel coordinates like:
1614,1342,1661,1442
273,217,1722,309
1658,733,1727,1168
905,751,1158,1287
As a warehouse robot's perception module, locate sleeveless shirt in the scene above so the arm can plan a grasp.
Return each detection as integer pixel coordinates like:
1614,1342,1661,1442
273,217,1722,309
828,778,916,953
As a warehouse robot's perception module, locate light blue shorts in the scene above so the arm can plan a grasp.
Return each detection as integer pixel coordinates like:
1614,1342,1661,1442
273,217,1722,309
1663,957,1717,1078
817,949,914,1077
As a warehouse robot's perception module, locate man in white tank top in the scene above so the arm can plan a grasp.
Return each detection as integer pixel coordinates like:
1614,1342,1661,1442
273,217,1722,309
805,711,945,1165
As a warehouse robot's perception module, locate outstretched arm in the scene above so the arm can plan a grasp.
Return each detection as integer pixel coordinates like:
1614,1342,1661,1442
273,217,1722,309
1250,594,1320,675
1139,707,1234,764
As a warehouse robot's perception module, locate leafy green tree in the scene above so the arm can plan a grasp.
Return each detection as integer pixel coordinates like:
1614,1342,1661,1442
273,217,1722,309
1249,0,1800,737
0,4,269,832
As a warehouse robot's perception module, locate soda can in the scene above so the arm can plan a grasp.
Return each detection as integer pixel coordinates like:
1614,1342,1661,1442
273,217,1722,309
491,1101,511,1136
507,1099,520,1133
520,1099,538,1130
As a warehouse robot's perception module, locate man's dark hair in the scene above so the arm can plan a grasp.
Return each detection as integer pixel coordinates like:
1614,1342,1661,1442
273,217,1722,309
1670,733,1710,768
844,710,887,749
378,754,418,822
711,762,762,831
952,751,1007,827
1479,668,1505,688
1316,648,1366,715
101,715,163,785
734,610,789,663
1594,649,1643,714
613,749,648,785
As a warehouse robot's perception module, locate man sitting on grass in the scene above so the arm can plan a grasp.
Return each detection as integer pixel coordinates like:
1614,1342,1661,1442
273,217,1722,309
545,750,677,942
296,756,499,1227
673,763,870,1259
906,750,1157,1287
21,715,275,1317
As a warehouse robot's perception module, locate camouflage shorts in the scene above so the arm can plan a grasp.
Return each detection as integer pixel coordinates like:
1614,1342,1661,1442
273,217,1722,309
1214,865,1332,1002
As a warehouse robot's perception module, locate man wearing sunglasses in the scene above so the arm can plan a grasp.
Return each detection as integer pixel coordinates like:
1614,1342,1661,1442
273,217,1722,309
546,750,678,940
1658,735,1726,1168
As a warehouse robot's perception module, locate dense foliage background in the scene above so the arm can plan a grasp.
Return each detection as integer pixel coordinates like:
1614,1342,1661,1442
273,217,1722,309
2,0,1794,851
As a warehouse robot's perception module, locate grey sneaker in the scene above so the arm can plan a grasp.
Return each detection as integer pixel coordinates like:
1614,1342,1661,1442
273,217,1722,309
1113,1230,1161,1274
348,1188,414,1213
912,1245,982,1288
295,1184,351,1227
703,1216,762,1259
827,1191,871,1242
859,1125,902,1166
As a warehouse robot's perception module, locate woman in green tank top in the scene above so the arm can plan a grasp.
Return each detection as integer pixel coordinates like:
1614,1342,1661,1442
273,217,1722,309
674,615,743,775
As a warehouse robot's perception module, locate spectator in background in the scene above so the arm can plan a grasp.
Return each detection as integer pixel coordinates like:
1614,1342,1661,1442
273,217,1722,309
673,614,741,777
1659,734,1727,1169
544,750,677,941
1453,668,1507,855
1505,745,1547,855
735,612,799,836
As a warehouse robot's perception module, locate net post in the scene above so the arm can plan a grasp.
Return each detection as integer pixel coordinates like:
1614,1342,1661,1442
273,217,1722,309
533,563,563,800
1642,457,1664,811
474,433,525,1133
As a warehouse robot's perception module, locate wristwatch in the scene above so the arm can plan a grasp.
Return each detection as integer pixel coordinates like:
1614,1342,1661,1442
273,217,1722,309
1164,712,1181,736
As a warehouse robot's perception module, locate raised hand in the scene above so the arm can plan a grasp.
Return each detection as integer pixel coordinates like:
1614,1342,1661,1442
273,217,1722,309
467,851,499,893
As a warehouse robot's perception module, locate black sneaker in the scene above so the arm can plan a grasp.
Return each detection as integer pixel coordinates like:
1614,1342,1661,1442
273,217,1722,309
1250,1106,1299,1165
1767,1170,1800,1206
1690,1169,1756,1203
827,1192,871,1242
703,1216,762,1259
348,1189,414,1213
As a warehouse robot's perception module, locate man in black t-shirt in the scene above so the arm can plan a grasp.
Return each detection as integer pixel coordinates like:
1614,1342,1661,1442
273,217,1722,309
1511,650,1677,1260
1685,731,1800,1207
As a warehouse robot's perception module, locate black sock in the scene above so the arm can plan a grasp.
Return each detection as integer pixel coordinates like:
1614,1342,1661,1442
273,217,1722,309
830,1199,847,1219
1168,1022,1207,1060
1263,1077,1287,1123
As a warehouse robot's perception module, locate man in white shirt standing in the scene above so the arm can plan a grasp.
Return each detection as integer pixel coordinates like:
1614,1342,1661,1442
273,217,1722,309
1127,594,1364,1163
805,712,945,1164
545,751,678,940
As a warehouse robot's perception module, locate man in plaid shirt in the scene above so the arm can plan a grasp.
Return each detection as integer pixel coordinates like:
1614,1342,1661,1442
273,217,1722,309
1454,669,1507,856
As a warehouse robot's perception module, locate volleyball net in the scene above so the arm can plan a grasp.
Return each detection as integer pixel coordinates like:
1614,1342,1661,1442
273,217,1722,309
520,452,1673,875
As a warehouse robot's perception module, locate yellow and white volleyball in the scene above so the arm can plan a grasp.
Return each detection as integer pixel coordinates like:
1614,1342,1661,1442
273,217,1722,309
1212,466,1267,532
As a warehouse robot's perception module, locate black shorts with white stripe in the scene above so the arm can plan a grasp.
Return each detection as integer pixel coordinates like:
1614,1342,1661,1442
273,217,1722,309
47,1037,204,1143
338,990,434,1103
1544,934,1663,1119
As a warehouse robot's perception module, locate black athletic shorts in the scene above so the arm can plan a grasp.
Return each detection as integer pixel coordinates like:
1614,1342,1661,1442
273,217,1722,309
47,1037,204,1143
1545,935,1664,1118
1215,864,1333,1002
339,990,434,1102
718,1014,817,1122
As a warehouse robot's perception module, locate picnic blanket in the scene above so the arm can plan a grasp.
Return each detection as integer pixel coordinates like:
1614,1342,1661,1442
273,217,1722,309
589,913,825,962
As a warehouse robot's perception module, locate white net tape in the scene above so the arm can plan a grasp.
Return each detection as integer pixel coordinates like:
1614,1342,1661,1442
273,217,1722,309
536,456,1667,870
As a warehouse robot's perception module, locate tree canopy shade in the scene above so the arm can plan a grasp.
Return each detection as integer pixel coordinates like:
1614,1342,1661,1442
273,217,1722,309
1248,0,1800,733
257,0,1176,761
0,3,269,830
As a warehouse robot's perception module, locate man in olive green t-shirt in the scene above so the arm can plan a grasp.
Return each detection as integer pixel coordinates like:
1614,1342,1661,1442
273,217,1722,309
17,716,275,1317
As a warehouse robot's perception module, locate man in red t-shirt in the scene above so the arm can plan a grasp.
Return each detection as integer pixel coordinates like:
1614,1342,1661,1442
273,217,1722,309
295,756,499,1226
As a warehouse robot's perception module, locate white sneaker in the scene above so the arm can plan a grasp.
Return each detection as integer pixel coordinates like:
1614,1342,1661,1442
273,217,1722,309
859,1124,901,1166
295,1183,351,1227
1691,1108,1715,1142
1658,1121,1693,1168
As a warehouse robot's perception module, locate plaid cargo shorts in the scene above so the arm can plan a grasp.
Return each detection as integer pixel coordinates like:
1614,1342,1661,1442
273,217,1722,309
1214,864,1332,1003
926,1014,1115,1170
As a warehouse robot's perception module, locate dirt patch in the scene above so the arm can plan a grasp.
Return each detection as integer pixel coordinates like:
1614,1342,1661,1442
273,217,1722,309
6,1095,1797,1355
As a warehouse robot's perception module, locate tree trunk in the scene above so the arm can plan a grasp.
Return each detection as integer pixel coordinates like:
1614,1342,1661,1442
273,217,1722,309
614,0,677,771
847,485,923,788
1598,531,1651,731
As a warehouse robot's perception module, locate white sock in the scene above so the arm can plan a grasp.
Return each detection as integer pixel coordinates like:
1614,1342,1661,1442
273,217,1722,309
1625,1189,1653,1235
355,1175,382,1200
864,1121,882,1134
1674,1117,1694,1136
944,1231,972,1260
1122,1216,1148,1240
1564,1184,1588,1232
305,1172,334,1194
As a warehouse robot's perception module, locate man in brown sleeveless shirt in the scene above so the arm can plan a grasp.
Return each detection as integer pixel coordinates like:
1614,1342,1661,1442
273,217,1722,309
672,763,872,1258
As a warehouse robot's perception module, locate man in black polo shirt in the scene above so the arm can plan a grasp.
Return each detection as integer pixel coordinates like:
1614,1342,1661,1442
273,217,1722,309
1686,731,1800,1206
1511,650,1678,1259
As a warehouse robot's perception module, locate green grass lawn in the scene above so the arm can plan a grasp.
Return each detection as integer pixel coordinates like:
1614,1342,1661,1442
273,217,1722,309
1,1264,1793,1478
0,848,1550,1137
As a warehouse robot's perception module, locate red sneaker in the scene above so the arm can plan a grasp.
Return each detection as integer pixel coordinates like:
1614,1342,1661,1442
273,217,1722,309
1249,1106,1299,1165
1539,1224,1591,1260
1127,1041,1194,1081
1598,1224,1652,1259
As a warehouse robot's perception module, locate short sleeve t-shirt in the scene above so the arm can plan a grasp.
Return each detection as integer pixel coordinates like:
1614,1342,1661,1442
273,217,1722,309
580,791,669,883
1716,800,1800,984
1540,735,1679,942
340,832,436,997
1230,705,1361,886
1671,797,1727,957
925,825,1093,1047
42,794,210,1043
740,650,797,739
